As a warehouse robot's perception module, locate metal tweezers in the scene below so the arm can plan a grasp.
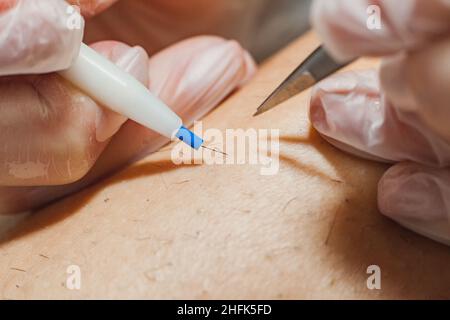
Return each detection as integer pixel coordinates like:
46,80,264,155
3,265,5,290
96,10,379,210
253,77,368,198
254,45,353,116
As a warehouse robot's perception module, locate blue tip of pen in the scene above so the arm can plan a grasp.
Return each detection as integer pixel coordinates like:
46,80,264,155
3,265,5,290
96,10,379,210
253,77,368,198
175,126,204,150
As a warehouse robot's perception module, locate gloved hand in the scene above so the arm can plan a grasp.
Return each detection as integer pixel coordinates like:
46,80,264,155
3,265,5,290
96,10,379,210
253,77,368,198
0,0,255,212
0,0,85,75
310,0,450,244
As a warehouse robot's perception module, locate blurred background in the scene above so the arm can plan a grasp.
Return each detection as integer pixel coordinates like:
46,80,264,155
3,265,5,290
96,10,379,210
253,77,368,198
84,0,312,62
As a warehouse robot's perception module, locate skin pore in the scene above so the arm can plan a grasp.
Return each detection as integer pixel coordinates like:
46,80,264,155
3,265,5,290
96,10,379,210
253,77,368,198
1,33,450,299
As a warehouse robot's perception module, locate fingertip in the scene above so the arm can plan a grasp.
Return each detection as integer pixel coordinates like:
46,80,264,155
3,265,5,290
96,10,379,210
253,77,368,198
309,70,380,140
378,163,448,222
309,85,329,134
0,0,84,75
147,36,256,120
238,48,257,86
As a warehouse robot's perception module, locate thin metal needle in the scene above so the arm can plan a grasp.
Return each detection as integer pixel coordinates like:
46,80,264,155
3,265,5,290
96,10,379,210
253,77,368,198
201,145,228,156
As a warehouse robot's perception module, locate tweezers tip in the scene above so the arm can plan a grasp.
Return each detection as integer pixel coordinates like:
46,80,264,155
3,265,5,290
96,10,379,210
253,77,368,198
254,97,275,117
253,109,262,117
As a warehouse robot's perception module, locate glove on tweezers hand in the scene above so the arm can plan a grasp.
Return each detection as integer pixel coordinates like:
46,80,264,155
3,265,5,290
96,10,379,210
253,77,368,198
310,0,450,244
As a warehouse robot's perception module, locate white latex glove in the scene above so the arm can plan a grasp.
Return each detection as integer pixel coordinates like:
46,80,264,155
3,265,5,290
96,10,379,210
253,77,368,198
0,0,84,75
310,0,450,244
0,0,255,214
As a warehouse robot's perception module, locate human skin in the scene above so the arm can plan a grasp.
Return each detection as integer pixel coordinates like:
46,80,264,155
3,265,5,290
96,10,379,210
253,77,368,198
1,32,450,299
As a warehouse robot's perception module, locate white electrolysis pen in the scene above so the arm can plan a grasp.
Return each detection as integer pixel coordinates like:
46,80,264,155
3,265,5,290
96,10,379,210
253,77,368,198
59,43,204,150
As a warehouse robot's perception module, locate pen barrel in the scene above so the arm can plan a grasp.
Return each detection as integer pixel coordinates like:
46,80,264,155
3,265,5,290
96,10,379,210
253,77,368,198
59,43,182,139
